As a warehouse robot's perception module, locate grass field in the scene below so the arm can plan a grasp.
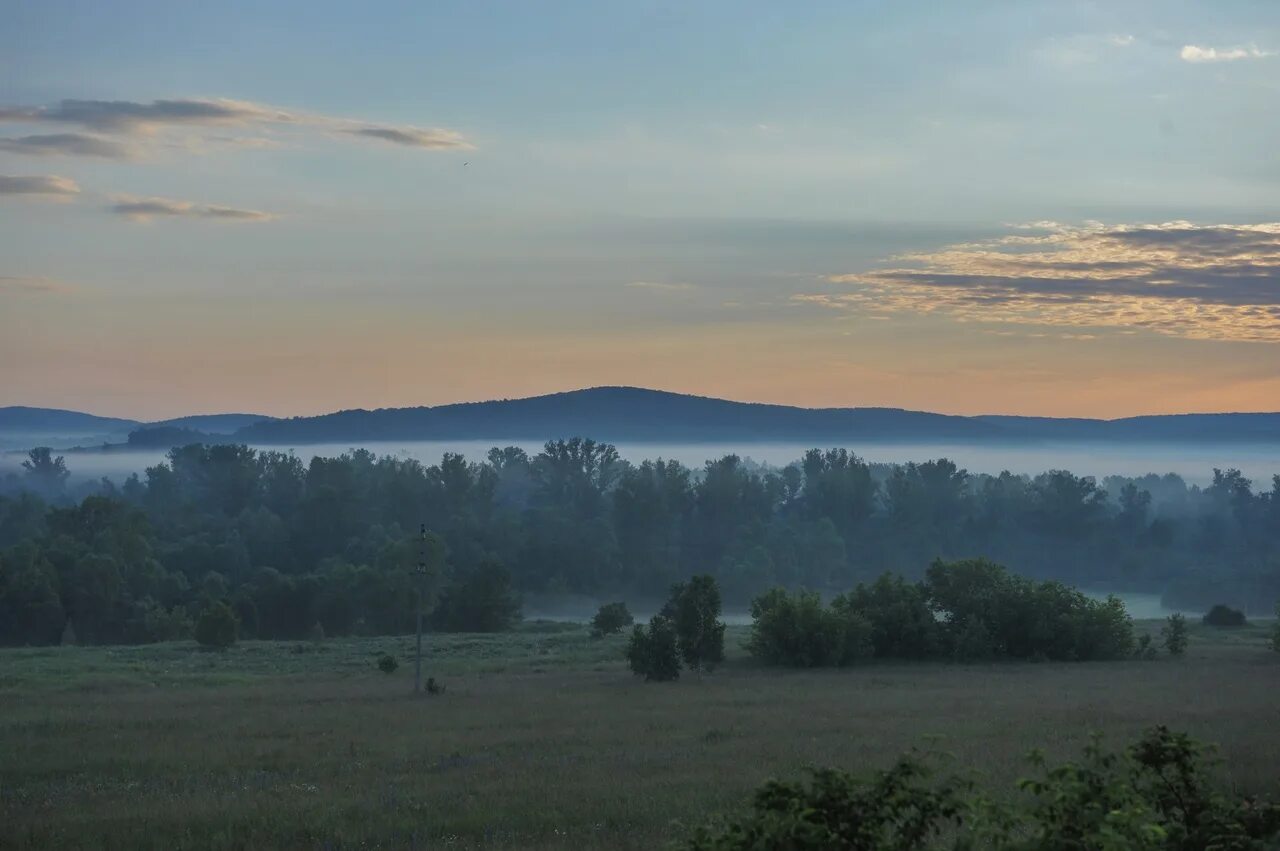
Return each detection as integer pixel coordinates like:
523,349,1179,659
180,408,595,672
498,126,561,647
2,621,1277,850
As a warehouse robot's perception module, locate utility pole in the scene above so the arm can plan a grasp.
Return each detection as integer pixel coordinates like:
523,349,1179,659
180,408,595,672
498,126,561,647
414,523,427,695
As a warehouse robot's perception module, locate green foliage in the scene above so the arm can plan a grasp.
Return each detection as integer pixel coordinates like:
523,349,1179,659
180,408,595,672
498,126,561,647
141,601,193,642
747,588,873,667
1162,613,1189,657
1203,604,1247,628
665,575,726,673
688,757,967,850
589,601,633,637
1133,633,1158,661
431,560,521,633
1272,603,1280,653
926,559,1134,661
194,601,238,649
686,726,1280,850
5,437,1280,649
626,615,681,681
836,573,940,659
376,652,398,674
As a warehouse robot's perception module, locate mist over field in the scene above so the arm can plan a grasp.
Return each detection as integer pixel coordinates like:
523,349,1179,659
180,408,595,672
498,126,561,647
5,439,1279,489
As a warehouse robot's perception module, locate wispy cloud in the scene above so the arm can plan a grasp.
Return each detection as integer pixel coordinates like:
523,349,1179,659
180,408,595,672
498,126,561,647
1180,44,1274,63
0,174,80,197
0,133,133,159
0,97,472,153
804,222,1280,342
344,126,472,150
108,195,275,223
0,275,70,295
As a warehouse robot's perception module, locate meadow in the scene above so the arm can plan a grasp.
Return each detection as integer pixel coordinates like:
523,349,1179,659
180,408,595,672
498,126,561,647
2,621,1277,850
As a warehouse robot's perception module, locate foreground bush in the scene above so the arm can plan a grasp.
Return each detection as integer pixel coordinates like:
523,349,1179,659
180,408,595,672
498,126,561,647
626,615,681,681
194,601,238,649
1203,604,1247,628
590,601,633,637
748,588,872,667
685,726,1280,849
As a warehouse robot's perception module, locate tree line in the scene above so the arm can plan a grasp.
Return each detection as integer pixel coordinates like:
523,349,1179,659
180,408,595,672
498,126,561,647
1,439,1278,646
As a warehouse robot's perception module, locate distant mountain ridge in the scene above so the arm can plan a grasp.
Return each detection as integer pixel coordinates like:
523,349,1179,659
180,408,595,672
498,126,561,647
233,387,1280,445
5,388,1280,449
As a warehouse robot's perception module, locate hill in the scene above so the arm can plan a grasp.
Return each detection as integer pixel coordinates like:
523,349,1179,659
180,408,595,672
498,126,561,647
0,406,139,434
232,386,1280,445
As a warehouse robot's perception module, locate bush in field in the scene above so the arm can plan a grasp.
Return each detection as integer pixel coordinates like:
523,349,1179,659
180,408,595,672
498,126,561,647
432,560,521,632
194,601,238,649
664,575,725,673
590,601,633,637
1273,603,1280,653
748,588,873,667
140,602,192,642
926,558,1133,661
626,615,681,681
835,572,940,659
684,726,1280,849
376,652,398,673
1134,632,1158,660
1202,604,1246,628
1162,613,1188,657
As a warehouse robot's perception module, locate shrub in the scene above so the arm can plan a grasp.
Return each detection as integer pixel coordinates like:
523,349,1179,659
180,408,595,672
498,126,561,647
626,615,681,681
684,726,1280,850
1134,633,1158,660
748,588,873,667
590,601,633,637
1202,604,1246,627
376,653,398,673
665,575,726,673
194,601,238,649
141,602,192,642
1273,603,1280,653
1162,613,1188,657
836,573,939,659
926,559,1133,661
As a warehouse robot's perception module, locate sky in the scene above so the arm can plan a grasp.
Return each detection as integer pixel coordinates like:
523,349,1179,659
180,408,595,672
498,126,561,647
3,0,1280,420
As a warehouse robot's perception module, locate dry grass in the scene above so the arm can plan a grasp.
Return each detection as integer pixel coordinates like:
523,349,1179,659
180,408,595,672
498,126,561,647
2,622,1277,849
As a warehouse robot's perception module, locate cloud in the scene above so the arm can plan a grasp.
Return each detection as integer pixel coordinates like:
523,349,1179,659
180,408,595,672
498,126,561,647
625,281,696,292
0,275,69,295
0,175,80,197
1180,44,1274,63
1108,34,1136,47
0,97,471,153
805,222,1280,342
0,133,133,158
345,126,473,149
0,98,291,133
108,196,275,222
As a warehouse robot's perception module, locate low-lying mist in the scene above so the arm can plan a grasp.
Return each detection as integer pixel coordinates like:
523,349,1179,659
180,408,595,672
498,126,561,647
4,439,1279,488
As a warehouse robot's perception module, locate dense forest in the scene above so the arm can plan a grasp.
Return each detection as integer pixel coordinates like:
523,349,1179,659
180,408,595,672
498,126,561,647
1,440,1278,646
